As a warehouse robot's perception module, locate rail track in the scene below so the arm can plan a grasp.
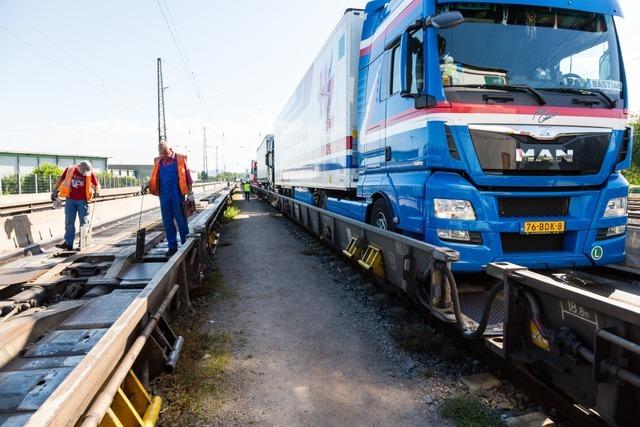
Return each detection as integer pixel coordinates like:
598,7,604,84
253,186,640,427
0,185,233,426
0,182,221,217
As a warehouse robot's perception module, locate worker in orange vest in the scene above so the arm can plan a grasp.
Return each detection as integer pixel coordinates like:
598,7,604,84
148,141,194,257
51,161,100,250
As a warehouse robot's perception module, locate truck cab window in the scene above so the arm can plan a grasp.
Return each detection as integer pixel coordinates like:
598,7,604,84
437,4,623,103
380,52,391,100
391,44,401,94
408,29,424,94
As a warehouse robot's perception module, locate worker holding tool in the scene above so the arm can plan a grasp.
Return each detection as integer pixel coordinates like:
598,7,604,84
243,180,251,201
147,141,194,257
51,161,100,250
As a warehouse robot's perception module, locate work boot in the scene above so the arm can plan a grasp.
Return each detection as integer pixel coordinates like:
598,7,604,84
166,247,178,258
55,242,73,250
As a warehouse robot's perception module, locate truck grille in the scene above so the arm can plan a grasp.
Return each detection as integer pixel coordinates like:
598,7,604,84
501,233,564,253
470,128,611,175
499,197,569,218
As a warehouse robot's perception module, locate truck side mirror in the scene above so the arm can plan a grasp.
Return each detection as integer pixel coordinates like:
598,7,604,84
424,11,464,29
265,153,270,167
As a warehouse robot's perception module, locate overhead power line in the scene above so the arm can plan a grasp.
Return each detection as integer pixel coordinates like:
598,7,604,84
156,0,209,121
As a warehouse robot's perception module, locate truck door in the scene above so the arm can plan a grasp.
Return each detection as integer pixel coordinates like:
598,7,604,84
360,56,388,177
384,28,425,171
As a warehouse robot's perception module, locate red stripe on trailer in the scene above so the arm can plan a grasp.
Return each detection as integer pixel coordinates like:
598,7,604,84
359,44,372,56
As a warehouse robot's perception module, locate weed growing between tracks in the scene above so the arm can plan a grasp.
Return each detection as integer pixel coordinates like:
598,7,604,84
154,265,235,425
440,395,500,427
221,202,240,223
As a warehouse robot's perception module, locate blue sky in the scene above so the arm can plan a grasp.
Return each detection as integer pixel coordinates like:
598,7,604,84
0,0,638,172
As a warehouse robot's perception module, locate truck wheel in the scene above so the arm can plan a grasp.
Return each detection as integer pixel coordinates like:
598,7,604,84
370,198,395,232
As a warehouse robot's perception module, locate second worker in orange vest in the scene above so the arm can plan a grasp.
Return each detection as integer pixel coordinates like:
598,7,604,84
148,141,194,257
52,161,100,251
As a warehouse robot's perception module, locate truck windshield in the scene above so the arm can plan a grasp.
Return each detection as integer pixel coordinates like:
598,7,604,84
437,4,624,103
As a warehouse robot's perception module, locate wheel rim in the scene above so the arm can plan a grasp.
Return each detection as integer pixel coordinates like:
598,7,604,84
374,211,388,230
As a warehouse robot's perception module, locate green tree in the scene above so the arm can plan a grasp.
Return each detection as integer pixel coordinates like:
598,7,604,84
96,170,139,188
20,162,64,193
624,115,640,186
32,162,63,177
0,175,18,195
630,114,640,168
214,172,241,182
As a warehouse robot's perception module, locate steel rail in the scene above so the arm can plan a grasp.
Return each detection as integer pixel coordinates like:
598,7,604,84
0,183,226,267
0,188,142,217
0,181,221,217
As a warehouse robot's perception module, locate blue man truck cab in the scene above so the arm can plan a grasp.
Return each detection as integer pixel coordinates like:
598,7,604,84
273,0,631,273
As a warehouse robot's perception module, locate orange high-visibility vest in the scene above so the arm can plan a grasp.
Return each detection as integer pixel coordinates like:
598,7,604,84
148,153,189,196
58,166,95,201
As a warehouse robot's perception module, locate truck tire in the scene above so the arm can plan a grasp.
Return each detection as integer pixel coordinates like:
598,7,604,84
370,198,395,232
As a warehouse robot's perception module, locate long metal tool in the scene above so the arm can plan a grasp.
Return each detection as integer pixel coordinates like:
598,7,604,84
80,199,98,250
135,193,147,261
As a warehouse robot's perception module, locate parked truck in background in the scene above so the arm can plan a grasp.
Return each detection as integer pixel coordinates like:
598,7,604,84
272,0,631,272
256,134,275,189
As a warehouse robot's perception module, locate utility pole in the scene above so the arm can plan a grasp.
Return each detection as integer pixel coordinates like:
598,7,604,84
202,126,208,179
215,145,219,180
157,58,167,143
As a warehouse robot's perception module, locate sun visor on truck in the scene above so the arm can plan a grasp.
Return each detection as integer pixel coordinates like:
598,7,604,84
436,0,623,17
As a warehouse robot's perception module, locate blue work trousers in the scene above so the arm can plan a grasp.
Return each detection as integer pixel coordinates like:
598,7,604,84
64,199,88,247
160,191,189,250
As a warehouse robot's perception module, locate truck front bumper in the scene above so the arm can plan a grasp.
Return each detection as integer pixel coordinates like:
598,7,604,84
424,172,628,273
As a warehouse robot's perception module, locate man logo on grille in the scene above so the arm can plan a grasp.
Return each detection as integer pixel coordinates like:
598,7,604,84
516,148,574,163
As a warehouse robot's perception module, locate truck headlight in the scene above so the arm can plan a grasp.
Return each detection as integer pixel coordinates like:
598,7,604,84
434,199,476,220
437,229,471,242
607,225,626,237
604,197,627,217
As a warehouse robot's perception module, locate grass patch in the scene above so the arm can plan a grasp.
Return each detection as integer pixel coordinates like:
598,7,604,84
155,329,231,424
154,269,233,424
191,269,232,299
390,323,444,354
440,395,500,427
220,202,240,223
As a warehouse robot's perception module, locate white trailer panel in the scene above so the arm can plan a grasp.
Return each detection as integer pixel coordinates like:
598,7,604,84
256,134,273,184
274,10,364,191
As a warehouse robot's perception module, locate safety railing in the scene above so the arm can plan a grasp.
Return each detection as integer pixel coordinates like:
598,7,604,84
0,173,145,196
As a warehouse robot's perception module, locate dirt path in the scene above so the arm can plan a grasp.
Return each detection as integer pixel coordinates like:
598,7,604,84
205,196,443,426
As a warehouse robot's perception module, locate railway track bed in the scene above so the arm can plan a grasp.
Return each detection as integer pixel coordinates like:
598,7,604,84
0,186,232,426
251,186,640,427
